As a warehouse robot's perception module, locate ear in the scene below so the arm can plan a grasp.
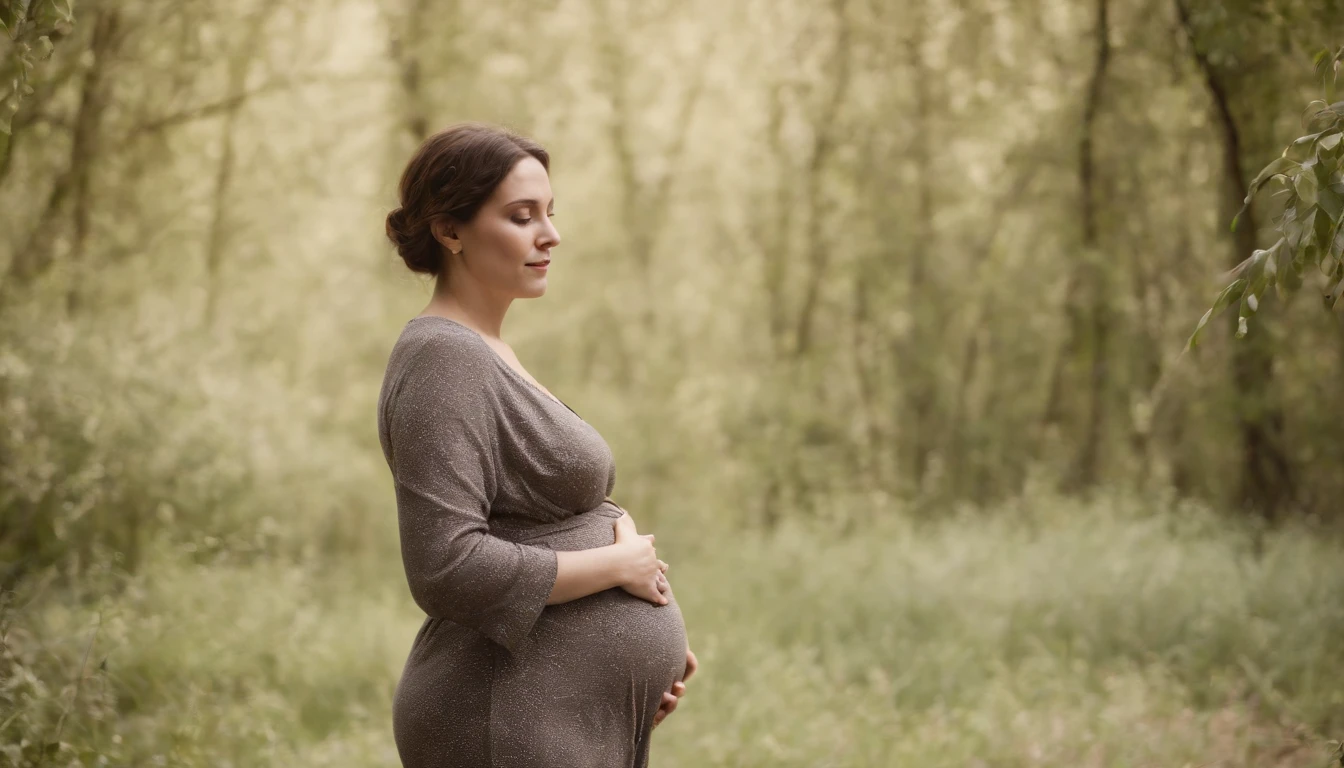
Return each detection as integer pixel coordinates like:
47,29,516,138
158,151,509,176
431,218,463,255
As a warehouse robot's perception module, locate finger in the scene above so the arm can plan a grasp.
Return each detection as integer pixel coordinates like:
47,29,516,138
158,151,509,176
672,682,686,696
683,649,698,681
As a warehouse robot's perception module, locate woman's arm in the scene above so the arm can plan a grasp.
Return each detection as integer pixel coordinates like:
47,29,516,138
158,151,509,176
550,547,624,604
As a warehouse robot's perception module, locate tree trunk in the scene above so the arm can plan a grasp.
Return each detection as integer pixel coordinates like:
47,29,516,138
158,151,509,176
1175,0,1292,519
10,7,119,295
1068,0,1112,490
901,0,936,488
791,0,852,357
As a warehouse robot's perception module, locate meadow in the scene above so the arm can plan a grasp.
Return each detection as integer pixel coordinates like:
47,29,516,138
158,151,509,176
7,489,1343,767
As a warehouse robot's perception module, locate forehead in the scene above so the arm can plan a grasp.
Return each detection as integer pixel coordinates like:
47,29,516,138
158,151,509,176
491,155,552,202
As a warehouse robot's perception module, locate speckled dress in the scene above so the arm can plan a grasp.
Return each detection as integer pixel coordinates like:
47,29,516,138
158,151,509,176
377,315,688,768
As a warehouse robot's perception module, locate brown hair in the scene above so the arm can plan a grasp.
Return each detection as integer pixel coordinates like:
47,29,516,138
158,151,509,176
385,122,550,276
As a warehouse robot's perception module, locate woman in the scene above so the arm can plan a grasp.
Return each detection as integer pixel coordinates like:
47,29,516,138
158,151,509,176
377,122,697,768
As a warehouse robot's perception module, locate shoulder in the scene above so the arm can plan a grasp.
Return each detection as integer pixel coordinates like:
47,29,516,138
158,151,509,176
385,318,503,406
377,319,502,466
395,317,495,371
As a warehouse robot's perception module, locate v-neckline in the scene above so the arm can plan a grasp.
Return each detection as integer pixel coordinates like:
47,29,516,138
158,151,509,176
409,315,586,422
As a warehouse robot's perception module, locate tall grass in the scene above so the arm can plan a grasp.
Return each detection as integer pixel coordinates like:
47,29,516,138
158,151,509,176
6,491,1343,767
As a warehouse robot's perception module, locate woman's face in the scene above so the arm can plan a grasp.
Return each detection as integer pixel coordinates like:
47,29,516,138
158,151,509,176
438,155,560,300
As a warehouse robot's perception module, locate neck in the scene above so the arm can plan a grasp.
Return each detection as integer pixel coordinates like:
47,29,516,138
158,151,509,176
425,274,511,340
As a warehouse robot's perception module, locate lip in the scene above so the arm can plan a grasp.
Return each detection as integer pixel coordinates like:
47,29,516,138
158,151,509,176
526,261,550,271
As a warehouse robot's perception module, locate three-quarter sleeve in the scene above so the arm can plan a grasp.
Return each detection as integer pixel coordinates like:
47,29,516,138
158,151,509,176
385,332,558,653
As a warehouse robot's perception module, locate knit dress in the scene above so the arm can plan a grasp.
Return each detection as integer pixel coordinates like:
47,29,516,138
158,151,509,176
377,315,688,768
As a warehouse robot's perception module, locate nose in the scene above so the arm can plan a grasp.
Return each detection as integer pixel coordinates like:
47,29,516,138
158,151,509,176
540,217,560,250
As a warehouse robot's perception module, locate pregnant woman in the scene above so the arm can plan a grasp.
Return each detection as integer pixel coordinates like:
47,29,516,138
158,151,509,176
377,122,696,768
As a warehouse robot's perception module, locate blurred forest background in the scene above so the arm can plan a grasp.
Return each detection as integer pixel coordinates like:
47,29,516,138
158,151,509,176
4,0,1344,765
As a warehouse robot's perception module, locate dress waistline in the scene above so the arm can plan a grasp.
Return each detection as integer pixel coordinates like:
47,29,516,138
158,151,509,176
488,499,625,547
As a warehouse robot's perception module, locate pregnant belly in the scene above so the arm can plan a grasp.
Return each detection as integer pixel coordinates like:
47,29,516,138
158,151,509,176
494,504,689,693
533,585,688,693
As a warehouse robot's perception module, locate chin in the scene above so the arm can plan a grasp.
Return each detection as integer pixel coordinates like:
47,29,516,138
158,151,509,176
518,283,547,299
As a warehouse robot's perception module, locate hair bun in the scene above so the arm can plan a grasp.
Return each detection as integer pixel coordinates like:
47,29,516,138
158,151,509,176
385,207,405,241
385,207,440,275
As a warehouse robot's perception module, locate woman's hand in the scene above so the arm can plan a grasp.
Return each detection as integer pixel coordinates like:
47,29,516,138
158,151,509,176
653,646,697,729
615,509,671,596
611,511,670,605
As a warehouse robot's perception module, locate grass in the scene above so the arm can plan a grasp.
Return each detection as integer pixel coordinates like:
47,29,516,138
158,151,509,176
5,490,1343,767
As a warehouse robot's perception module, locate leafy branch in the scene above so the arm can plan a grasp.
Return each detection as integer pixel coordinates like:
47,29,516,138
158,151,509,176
1187,46,1344,349
0,0,75,162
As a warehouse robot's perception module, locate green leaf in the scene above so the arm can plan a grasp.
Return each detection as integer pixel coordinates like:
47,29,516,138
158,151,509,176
1314,201,1335,246
1240,248,1269,292
1305,100,1335,132
1187,278,1248,350
1286,131,1328,163
1325,263,1344,310
1186,309,1215,350
1213,278,1248,314
1282,264,1304,292
1327,278,1344,309
1305,243,1325,275
1325,213,1344,265
1266,240,1290,298
1319,188,1344,222
1280,204,1299,226
1286,209,1312,252
1247,155,1299,196
1321,132,1343,152
1295,169,1319,206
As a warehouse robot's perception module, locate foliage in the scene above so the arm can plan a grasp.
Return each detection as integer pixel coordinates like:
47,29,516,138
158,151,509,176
1188,46,1344,349
0,0,74,149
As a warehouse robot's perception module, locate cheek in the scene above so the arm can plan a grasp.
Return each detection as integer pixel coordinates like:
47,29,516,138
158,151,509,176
479,222,532,261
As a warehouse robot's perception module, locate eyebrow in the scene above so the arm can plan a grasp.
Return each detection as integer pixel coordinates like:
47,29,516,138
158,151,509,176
505,198,554,209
